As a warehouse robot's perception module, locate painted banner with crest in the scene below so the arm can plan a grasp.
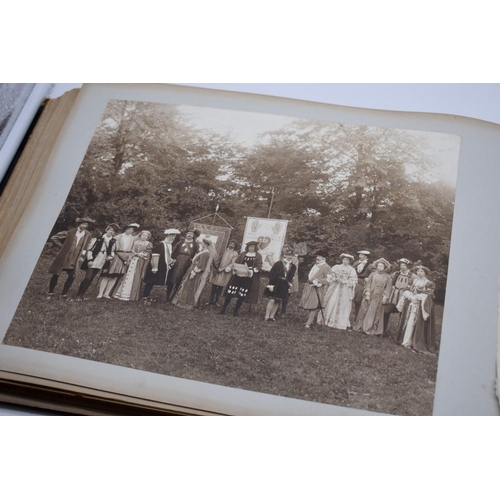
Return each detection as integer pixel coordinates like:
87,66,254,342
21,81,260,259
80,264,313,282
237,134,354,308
242,218,289,272
189,222,232,260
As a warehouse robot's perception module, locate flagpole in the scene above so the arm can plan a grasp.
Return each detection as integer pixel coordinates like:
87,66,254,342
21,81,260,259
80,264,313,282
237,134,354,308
267,188,275,219
213,204,219,225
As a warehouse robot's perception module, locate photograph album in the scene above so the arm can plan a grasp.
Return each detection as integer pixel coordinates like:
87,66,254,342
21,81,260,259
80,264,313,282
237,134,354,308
0,84,499,415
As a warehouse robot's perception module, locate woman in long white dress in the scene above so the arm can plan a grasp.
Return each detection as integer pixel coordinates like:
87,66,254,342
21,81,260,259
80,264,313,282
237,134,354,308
319,253,357,330
99,223,139,298
395,265,437,353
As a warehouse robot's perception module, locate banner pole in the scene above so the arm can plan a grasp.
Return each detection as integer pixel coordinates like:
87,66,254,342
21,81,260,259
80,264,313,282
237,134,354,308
267,187,275,219
213,204,219,225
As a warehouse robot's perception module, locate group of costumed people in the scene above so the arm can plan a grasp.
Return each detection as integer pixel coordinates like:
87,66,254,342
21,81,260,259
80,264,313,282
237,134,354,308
47,218,437,355
298,250,437,354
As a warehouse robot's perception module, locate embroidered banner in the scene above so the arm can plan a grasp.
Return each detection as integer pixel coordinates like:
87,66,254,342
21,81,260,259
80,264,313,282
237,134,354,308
242,218,289,272
189,222,232,259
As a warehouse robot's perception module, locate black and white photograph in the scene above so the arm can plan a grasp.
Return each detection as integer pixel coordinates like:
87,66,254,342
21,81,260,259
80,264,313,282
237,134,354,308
1,97,460,415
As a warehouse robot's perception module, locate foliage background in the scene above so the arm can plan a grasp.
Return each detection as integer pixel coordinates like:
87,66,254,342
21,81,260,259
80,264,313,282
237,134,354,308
54,100,458,303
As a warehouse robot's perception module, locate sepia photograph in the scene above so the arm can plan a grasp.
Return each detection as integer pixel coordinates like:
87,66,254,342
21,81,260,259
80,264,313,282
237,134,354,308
2,98,460,415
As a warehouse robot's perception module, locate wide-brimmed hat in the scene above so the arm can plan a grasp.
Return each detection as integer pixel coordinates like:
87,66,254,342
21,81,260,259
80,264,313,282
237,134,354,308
106,223,120,233
76,217,95,225
413,265,431,276
315,250,328,258
373,258,391,271
164,228,181,235
245,240,259,249
340,253,354,262
357,250,370,256
397,258,411,266
126,223,140,230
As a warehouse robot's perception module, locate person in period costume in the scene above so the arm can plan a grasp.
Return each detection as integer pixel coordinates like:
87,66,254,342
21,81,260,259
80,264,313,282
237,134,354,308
395,265,437,354
277,244,300,316
383,258,415,334
218,241,263,317
263,248,297,321
319,254,358,330
101,223,140,298
206,240,239,306
76,224,119,299
142,229,180,301
172,238,217,310
353,258,393,335
114,230,153,301
299,251,332,329
47,217,95,298
167,228,200,301
352,250,375,317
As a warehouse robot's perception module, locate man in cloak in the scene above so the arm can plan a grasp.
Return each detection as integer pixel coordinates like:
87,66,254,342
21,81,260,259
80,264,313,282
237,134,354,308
48,217,95,298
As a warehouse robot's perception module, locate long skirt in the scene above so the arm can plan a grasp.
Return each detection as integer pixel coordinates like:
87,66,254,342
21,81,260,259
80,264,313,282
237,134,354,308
354,293,385,335
319,283,353,330
396,296,437,353
114,256,149,301
173,273,204,310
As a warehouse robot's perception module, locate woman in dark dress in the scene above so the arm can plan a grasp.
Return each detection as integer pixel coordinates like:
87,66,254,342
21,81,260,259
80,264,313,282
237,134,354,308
218,241,262,317
353,257,393,335
263,248,296,321
172,238,216,310
395,265,437,354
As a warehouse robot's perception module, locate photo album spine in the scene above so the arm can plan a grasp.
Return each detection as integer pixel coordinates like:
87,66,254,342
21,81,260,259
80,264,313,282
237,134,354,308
0,89,81,262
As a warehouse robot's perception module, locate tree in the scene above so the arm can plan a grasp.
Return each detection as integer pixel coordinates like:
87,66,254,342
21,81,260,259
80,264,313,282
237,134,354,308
54,104,455,302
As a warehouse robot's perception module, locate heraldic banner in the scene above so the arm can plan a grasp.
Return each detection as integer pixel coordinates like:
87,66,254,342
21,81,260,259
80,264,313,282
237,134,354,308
190,222,232,259
242,218,289,272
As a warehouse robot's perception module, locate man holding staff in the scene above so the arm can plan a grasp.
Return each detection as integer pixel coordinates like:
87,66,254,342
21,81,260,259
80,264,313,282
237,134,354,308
299,251,332,329
48,217,95,298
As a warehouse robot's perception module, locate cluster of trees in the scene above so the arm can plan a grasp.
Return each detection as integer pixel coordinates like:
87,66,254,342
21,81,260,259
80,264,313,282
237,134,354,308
55,100,456,302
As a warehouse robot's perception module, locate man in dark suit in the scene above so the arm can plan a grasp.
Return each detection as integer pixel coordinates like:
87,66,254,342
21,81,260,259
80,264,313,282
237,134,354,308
48,217,95,298
142,229,180,301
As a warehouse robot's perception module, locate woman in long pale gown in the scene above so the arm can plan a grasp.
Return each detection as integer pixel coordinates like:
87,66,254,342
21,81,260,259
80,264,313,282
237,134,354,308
99,223,140,298
172,238,216,310
395,265,437,354
353,258,393,335
114,230,153,301
319,254,357,330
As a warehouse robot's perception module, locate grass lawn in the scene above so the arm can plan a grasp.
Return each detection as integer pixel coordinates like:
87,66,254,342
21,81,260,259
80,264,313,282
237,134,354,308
3,251,441,415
